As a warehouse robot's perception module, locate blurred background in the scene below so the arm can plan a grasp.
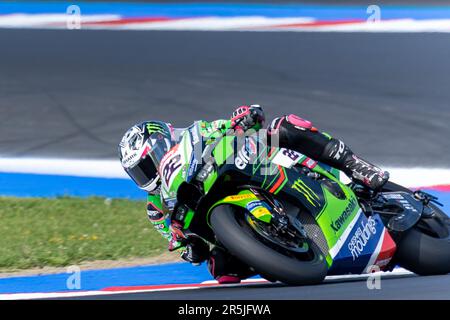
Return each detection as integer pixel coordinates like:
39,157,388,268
0,0,450,296
1,0,450,165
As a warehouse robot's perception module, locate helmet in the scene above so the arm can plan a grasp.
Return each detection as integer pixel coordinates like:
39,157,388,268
118,121,175,193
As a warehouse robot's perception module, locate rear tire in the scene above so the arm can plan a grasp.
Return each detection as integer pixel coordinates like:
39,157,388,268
395,228,450,275
210,205,328,285
383,181,450,275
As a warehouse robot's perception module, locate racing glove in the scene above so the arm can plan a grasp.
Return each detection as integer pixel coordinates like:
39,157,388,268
168,220,209,264
168,220,187,252
180,238,210,265
231,105,266,133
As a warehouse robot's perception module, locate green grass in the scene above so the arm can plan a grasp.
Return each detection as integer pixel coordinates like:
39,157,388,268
0,197,168,270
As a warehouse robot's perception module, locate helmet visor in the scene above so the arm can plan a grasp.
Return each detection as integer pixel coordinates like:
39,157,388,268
147,133,173,171
125,155,158,188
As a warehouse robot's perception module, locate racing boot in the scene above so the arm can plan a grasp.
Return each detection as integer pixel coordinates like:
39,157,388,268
323,139,390,191
344,154,390,191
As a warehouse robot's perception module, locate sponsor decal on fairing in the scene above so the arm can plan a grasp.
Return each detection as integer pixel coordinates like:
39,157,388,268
348,216,377,261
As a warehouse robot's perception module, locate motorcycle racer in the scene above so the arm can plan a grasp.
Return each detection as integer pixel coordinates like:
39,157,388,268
118,105,389,284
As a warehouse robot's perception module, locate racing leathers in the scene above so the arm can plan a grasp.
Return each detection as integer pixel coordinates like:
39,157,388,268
146,106,389,283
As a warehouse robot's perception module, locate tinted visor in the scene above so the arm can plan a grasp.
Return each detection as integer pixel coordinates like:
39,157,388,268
125,155,158,188
147,134,173,171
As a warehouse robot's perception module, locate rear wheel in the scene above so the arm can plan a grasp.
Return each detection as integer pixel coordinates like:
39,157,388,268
383,182,450,275
210,205,328,285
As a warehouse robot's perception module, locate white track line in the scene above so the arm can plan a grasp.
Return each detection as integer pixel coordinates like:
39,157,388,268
200,267,413,284
325,267,412,281
384,167,450,188
0,286,200,300
0,15,450,32
0,13,121,28
0,158,127,179
118,17,315,31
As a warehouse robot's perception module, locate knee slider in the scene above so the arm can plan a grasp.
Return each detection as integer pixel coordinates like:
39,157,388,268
268,114,315,136
286,114,313,130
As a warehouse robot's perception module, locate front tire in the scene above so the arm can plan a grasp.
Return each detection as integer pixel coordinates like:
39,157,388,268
383,182,450,275
210,205,328,285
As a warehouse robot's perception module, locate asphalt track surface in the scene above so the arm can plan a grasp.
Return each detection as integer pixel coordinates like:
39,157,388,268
1,30,450,167
67,273,450,300
1,29,450,299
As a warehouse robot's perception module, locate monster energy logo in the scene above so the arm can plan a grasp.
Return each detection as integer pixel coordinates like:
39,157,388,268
291,179,321,207
146,123,165,135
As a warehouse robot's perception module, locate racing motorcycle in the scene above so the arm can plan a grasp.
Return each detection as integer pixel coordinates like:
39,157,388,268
160,123,450,285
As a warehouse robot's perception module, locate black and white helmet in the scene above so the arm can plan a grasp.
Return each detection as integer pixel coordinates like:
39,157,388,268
118,121,175,193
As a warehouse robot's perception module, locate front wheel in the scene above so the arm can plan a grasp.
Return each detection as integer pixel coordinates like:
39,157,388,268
210,205,328,285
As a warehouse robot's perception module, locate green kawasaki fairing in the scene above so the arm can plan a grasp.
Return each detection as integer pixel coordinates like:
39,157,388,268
202,134,361,268
159,128,359,269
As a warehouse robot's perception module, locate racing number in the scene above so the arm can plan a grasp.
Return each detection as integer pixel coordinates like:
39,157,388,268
282,149,300,161
162,154,182,185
